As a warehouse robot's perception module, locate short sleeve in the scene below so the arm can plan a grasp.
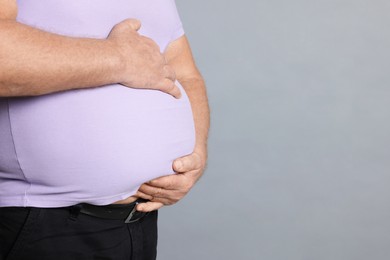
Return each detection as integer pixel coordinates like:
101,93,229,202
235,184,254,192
169,0,185,40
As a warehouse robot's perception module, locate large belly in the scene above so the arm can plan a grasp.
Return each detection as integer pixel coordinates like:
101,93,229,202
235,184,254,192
10,0,195,204
9,85,195,203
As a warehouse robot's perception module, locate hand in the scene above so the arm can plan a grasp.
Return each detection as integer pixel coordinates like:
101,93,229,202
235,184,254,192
107,19,181,98
135,148,207,212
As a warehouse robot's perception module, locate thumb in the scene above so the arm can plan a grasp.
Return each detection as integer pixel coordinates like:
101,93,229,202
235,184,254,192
125,18,141,31
136,201,164,212
173,152,201,173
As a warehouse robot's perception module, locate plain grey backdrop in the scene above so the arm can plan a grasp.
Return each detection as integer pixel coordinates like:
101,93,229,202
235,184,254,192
158,1,390,259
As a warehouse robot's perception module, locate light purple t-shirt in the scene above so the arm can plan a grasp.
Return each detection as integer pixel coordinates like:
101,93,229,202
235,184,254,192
0,0,195,207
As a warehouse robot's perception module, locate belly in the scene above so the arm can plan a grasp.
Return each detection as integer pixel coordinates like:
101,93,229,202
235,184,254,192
9,84,195,201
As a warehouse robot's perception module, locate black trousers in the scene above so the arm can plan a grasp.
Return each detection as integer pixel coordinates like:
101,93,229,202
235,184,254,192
0,206,158,260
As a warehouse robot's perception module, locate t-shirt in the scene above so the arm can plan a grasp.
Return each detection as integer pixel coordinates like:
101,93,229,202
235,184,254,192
0,0,195,207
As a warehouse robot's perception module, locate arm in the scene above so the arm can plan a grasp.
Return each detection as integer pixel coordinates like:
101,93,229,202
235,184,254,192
168,36,210,158
0,0,180,97
136,35,210,211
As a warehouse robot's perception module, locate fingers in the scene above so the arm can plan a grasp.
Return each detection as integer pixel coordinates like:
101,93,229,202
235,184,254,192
163,65,176,81
138,183,181,198
166,82,182,99
135,190,153,200
146,174,188,190
136,201,164,212
135,170,200,212
173,152,202,173
123,18,141,31
112,19,141,35
110,19,182,98
157,78,181,99
136,182,185,212
161,65,181,98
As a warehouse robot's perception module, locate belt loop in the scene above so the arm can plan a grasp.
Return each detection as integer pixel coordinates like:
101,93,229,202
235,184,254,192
68,204,82,221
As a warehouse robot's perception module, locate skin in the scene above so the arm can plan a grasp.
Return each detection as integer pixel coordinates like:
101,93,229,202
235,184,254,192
0,14,180,97
0,0,209,211
136,36,210,211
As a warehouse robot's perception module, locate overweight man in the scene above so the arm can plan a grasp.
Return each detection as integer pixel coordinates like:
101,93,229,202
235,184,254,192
0,0,209,259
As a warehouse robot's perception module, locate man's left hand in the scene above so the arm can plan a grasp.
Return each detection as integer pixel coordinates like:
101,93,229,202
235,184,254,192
135,149,207,212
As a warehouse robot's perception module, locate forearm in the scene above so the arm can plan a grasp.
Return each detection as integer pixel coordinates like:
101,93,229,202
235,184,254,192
0,20,120,97
164,36,210,157
180,76,210,157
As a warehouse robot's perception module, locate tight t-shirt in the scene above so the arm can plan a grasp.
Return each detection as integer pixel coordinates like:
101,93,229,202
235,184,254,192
0,0,195,207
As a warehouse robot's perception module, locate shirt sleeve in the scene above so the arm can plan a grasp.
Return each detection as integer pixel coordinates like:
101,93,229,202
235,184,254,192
169,0,185,41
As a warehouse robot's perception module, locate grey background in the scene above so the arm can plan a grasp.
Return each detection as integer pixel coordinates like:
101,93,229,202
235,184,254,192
158,0,390,259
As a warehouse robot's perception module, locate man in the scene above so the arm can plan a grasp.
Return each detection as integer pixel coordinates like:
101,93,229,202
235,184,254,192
0,0,209,259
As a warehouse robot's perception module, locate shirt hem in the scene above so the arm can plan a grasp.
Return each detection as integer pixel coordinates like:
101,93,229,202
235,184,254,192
0,190,138,208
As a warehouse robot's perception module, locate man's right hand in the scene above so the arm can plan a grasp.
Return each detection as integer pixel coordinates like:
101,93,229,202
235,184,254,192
107,19,181,99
